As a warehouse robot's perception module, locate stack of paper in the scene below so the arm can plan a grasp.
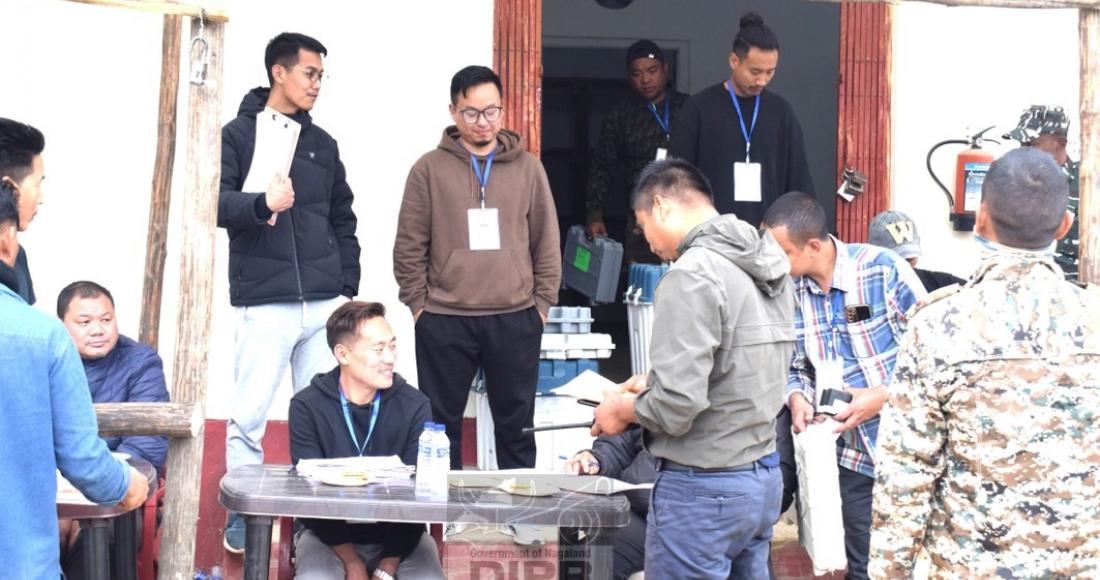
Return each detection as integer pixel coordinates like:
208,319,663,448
296,456,414,482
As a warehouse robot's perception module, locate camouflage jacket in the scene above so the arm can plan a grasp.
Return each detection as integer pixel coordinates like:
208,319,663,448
869,253,1100,579
1054,159,1080,280
585,90,688,224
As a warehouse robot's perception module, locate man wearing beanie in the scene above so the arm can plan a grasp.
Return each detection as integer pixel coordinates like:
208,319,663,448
585,39,688,267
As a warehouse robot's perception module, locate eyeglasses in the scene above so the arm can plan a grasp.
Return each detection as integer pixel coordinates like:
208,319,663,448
459,106,503,125
292,66,328,84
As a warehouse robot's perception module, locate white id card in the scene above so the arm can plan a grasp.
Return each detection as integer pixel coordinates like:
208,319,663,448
733,162,762,203
467,208,501,251
655,147,668,161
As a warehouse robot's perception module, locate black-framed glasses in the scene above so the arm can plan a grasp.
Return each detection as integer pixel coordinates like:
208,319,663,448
292,66,328,84
459,106,503,125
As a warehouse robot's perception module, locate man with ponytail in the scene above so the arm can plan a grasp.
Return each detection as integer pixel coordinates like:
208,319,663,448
670,12,814,226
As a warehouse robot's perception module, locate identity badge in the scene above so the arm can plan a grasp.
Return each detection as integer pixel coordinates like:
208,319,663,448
655,147,668,161
468,208,501,251
733,162,762,202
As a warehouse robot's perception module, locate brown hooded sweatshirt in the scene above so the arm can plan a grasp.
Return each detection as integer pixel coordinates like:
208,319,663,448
394,127,561,317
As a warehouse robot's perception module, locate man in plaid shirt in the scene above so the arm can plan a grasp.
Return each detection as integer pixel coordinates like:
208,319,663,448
763,192,925,580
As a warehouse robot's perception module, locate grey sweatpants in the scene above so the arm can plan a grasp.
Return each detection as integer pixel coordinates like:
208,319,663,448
226,296,344,471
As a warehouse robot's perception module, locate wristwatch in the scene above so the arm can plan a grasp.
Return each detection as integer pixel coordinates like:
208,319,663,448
372,570,395,580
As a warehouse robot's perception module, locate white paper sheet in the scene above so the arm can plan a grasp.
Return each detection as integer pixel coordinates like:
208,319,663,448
549,369,619,403
448,469,651,495
794,421,848,575
243,107,301,225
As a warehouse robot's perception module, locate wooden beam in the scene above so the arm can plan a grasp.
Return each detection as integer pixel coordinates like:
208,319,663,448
63,0,229,22
1079,9,1099,283
809,0,1100,8
494,0,543,155
139,14,181,348
159,16,222,580
94,402,202,438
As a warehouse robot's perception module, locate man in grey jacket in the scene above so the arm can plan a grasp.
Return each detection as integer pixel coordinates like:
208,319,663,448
592,158,795,578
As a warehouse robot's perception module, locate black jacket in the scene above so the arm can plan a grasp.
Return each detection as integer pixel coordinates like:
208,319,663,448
289,367,431,557
13,247,34,305
915,267,965,293
588,426,657,516
218,87,361,306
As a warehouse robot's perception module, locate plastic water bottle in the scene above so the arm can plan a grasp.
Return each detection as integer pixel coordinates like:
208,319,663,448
415,422,436,496
431,423,451,498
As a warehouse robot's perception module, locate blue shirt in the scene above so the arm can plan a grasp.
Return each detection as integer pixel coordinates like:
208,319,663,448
0,282,130,579
787,238,925,477
84,335,170,470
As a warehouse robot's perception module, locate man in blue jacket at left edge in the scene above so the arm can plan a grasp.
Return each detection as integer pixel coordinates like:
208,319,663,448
0,142,148,578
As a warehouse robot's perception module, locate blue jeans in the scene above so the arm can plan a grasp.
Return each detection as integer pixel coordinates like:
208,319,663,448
646,464,781,579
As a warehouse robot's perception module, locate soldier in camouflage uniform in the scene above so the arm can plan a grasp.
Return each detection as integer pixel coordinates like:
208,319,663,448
585,39,688,266
869,148,1100,579
1004,104,1081,279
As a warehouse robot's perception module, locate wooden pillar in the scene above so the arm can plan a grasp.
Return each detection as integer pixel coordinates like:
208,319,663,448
159,17,221,580
494,0,542,155
835,2,892,242
139,14,181,348
1079,8,1099,283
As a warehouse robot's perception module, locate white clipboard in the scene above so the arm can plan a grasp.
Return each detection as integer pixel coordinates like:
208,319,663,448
243,107,301,225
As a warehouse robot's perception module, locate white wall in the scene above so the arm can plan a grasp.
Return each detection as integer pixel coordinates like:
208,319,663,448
891,3,1079,277
1,0,493,419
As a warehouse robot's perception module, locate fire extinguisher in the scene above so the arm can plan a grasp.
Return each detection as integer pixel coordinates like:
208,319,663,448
926,125,999,231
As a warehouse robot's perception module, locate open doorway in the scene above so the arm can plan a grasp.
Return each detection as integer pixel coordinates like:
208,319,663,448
542,0,840,381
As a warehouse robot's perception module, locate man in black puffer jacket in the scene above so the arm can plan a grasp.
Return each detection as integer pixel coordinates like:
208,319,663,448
218,31,361,553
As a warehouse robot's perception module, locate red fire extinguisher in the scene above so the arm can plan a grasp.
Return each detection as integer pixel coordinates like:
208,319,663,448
926,126,998,231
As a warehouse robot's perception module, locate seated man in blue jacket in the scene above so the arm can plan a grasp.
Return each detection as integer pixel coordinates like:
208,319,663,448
56,280,170,579
58,280,170,471
289,301,444,580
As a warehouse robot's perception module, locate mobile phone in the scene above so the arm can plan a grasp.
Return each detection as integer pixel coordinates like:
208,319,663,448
846,304,872,323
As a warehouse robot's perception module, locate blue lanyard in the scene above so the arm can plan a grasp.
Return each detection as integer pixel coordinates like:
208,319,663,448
339,389,380,457
724,82,760,162
470,150,496,208
647,98,670,136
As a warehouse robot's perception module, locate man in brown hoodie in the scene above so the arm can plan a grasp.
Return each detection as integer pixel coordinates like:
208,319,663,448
394,65,560,470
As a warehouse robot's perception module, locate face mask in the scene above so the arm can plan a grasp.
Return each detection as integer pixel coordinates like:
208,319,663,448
975,233,1056,259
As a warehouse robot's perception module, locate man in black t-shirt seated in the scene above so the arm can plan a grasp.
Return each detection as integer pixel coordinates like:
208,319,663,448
289,301,443,580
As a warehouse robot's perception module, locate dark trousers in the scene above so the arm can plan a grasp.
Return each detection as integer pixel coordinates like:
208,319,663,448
612,510,647,580
839,466,874,580
775,406,797,514
415,308,542,469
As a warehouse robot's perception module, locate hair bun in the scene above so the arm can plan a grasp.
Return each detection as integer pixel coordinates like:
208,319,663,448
740,12,764,29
